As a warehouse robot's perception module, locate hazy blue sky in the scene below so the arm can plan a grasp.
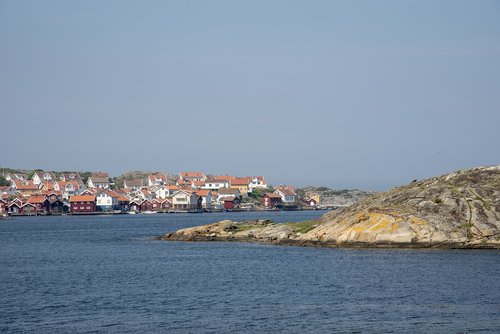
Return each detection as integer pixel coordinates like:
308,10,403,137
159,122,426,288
1,0,499,190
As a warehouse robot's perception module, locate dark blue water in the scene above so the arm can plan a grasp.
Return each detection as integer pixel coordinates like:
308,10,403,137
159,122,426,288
1,211,499,333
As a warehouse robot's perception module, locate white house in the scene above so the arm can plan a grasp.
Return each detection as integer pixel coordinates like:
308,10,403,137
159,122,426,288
178,172,207,182
217,188,241,202
154,185,179,199
171,190,201,210
32,171,57,186
195,190,212,209
123,179,144,189
87,172,110,189
60,172,83,184
201,180,230,191
4,173,28,182
274,187,297,203
148,173,168,187
248,176,267,192
95,190,118,211
54,181,80,200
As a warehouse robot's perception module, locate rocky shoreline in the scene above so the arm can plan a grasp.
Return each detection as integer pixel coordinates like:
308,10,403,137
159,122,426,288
160,166,500,249
159,218,500,249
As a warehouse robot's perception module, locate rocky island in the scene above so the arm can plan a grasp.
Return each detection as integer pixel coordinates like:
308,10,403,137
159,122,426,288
161,166,500,249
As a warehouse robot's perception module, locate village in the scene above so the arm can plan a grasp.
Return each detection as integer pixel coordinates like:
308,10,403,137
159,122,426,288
0,171,323,216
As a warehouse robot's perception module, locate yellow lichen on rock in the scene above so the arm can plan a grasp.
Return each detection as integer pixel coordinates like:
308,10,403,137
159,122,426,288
409,216,428,225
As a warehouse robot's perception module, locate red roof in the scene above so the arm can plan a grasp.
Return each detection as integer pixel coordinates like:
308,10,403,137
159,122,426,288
70,195,95,202
195,190,211,197
276,187,296,196
264,193,282,199
192,180,205,187
214,175,234,181
231,177,251,186
13,180,39,190
27,196,47,204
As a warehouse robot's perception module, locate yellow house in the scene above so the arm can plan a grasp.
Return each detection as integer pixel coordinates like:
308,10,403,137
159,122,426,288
307,192,321,204
230,178,251,194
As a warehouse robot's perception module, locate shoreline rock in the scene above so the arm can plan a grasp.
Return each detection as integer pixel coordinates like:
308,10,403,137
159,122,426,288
160,166,500,249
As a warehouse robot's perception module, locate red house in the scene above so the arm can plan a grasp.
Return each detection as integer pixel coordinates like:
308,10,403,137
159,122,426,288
26,196,51,214
129,199,142,212
223,196,240,210
20,202,38,214
117,195,130,211
151,199,162,212
70,195,96,213
140,199,153,212
262,193,282,208
161,198,171,211
6,201,21,214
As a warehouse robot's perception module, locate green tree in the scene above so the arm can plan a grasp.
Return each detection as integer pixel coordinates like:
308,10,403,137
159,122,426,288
0,176,10,186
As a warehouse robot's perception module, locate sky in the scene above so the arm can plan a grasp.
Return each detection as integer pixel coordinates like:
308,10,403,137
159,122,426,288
1,0,499,190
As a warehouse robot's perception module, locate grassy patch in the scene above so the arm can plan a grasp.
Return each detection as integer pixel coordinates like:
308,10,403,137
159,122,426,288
285,220,320,234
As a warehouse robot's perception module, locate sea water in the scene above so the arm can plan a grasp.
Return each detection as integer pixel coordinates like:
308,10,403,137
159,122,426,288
1,211,499,333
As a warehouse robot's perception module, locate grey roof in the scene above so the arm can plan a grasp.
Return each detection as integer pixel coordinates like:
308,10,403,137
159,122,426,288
218,188,240,195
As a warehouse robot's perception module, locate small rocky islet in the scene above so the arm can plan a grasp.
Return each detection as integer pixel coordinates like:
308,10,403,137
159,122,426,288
160,166,500,249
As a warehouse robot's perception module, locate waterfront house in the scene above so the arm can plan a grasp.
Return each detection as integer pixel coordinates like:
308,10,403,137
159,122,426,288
6,201,21,214
223,196,240,210
140,199,154,212
195,190,212,209
20,202,38,215
274,186,297,203
262,193,282,208
304,192,320,206
172,190,202,210
70,195,96,213
160,198,171,211
305,198,318,207
129,199,142,212
26,195,51,214
87,172,110,189
95,190,118,212
150,198,162,212
117,194,129,211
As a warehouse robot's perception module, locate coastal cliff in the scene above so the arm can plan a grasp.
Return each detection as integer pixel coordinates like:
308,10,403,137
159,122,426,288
161,166,500,248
